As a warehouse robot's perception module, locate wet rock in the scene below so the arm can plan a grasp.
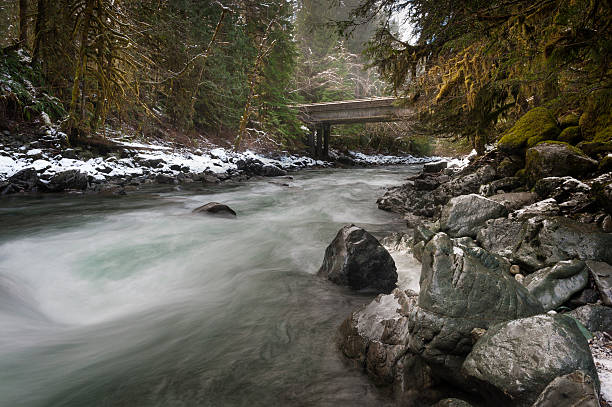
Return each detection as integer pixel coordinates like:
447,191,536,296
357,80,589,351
531,370,600,407
586,261,612,306
192,202,237,217
423,160,447,173
568,288,600,307
510,198,561,220
477,217,524,258
525,142,597,185
568,304,612,334
408,233,543,385
2,168,41,193
413,241,425,263
44,169,88,192
413,225,435,246
136,156,165,168
318,225,397,293
479,177,522,197
513,216,612,271
260,164,287,177
534,176,590,200
440,194,508,238
462,314,599,407
524,260,588,311
433,399,474,407
155,173,177,184
489,192,538,211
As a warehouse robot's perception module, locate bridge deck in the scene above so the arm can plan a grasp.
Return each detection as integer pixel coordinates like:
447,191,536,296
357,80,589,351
295,97,411,125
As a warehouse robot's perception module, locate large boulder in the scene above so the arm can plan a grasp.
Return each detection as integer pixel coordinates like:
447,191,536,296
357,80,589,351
192,202,237,217
525,142,597,185
408,233,543,384
2,168,41,193
476,217,524,259
586,260,612,306
440,194,508,238
462,314,599,407
318,225,397,293
498,107,560,153
338,289,437,400
513,216,612,271
524,260,589,311
568,304,612,334
531,370,600,407
43,169,89,192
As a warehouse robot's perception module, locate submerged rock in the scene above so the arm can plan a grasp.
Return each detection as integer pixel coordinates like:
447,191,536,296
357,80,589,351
440,194,508,238
462,314,599,407
408,233,543,385
318,225,397,293
524,260,589,311
192,202,237,217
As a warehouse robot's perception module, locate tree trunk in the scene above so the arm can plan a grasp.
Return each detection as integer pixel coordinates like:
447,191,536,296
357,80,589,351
19,0,28,46
32,0,45,64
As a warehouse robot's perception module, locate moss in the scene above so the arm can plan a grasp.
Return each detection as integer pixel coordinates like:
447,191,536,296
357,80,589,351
558,113,580,128
579,90,612,139
577,141,612,157
527,133,555,148
498,107,560,152
599,155,612,173
515,168,527,180
557,126,582,145
593,125,612,143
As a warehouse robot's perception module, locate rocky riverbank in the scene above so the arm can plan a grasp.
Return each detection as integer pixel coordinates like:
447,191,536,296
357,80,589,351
0,125,437,195
320,107,612,406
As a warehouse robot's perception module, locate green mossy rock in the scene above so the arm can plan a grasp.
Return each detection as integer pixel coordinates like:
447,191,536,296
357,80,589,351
600,155,612,172
558,113,580,129
579,90,611,139
557,126,582,145
498,108,560,153
594,124,612,142
577,141,612,157
525,141,597,185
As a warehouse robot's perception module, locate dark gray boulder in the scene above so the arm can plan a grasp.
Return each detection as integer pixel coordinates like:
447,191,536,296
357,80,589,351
476,217,524,258
586,260,612,306
440,194,508,238
479,177,523,197
192,202,237,217
318,225,397,293
2,168,41,193
513,216,612,271
433,399,474,407
534,176,590,200
531,370,600,407
524,260,589,311
462,314,599,407
489,192,538,211
423,160,447,173
44,170,88,192
408,233,543,385
525,142,598,185
568,304,612,334
260,164,287,177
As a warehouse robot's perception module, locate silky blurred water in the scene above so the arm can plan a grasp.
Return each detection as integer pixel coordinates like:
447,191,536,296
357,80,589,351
0,166,422,407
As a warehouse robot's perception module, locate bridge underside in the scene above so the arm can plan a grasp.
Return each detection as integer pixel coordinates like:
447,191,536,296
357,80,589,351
295,97,411,158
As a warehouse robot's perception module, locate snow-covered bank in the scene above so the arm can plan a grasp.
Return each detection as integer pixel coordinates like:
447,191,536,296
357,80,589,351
1,130,439,193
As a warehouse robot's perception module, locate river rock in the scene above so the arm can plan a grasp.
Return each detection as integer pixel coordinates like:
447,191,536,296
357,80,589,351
525,142,598,185
318,225,397,293
1,168,41,193
462,314,599,407
586,260,612,306
192,202,237,217
524,260,588,311
433,399,474,407
479,177,523,197
531,370,600,407
513,216,612,271
440,194,508,238
423,160,447,173
338,289,436,394
44,169,88,192
408,233,543,385
413,225,434,246
568,304,612,334
476,217,524,258
489,192,538,212
534,176,590,200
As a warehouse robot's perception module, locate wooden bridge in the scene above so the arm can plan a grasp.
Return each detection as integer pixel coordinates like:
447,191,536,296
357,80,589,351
294,97,412,158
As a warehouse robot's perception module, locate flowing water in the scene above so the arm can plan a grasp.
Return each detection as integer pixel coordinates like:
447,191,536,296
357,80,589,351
0,166,423,407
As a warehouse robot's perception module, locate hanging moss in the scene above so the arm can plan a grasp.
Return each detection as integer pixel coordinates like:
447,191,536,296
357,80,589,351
498,107,560,152
557,126,583,145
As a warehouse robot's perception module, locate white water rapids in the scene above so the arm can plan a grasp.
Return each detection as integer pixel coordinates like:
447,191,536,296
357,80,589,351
0,166,422,407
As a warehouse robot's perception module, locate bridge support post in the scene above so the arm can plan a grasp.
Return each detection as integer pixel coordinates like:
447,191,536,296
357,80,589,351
315,125,323,159
323,124,330,158
308,126,315,157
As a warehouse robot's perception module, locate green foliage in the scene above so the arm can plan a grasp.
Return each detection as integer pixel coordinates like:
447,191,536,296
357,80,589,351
498,108,559,152
0,49,66,120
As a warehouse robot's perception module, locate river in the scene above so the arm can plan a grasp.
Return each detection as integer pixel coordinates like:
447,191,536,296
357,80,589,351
0,165,422,407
